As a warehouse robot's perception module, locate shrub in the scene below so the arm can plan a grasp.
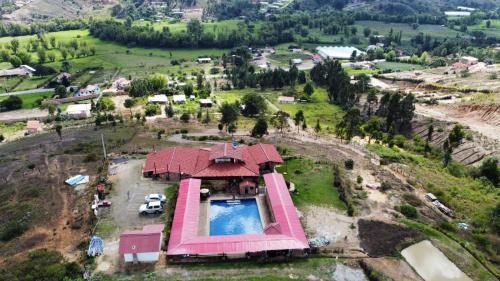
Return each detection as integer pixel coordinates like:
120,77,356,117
180,113,190,123
0,220,28,241
393,134,407,148
84,152,98,162
400,204,418,218
145,104,160,116
344,159,354,170
447,161,467,178
439,221,456,232
180,128,188,134
380,181,391,192
356,175,363,184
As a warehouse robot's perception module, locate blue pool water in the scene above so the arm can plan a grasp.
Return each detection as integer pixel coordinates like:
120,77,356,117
209,199,263,236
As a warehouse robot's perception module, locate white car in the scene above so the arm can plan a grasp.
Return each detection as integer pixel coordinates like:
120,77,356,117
139,201,163,215
145,193,166,203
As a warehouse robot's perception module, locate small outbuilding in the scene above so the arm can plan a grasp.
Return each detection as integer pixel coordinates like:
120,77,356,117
278,96,295,104
199,99,213,108
239,180,257,195
65,104,92,119
460,56,478,65
148,94,168,104
172,94,186,104
291,58,302,65
26,120,41,135
119,224,165,263
197,58,212,64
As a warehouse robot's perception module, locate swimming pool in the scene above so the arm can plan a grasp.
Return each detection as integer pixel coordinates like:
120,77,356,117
209,199,263,236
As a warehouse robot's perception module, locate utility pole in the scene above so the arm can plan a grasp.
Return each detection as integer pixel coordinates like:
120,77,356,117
101,133,107,159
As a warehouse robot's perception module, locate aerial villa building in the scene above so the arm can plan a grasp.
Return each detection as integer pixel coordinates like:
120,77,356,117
143,143,310,261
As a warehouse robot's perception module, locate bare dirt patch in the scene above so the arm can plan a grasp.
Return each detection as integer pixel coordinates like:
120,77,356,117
358,219,422,257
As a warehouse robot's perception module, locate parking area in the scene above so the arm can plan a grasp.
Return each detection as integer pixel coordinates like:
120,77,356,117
108,158,169,231
95,159,170,273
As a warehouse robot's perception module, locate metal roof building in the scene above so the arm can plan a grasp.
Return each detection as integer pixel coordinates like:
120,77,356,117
316,46,365,60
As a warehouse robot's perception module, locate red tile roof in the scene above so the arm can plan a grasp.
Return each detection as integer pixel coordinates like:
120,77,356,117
167,174,309,256
239,180,257,188
144,143,283,178
119,224,164,254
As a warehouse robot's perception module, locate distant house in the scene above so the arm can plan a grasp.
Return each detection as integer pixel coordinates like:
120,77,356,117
290,48,301,53
173,94,186,104
311,54,322,64
119,224,164,263
65,104,92,119
26,120,41,135
113,78,131,90
199,99,213,108
76,84,100,97
148,94,168,104
197,58,212,64
291,59,302,65
460,56,478,65
0,64,35,77
278,96,295,104
53,72,72,84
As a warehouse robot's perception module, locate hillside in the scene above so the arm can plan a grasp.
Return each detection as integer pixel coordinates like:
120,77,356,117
1,0,116,23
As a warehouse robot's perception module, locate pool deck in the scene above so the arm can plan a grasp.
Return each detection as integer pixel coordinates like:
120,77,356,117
198,193,273,236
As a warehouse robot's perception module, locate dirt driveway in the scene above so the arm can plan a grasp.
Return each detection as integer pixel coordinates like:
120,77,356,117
95,159,171,273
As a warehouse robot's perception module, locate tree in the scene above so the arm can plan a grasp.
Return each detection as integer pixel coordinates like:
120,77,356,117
9,55,22,67
303,82,314,96
145,104,160,116
302,118,307,131
479,157,499,187
251,116,268,138
0,134,4,142
400,204,417,218
49,36,56,48
10,38,19,54
202,110,211,124
219,102,239,131
363,27,371,37
448,124,465,148
183,83,194,96
180,112,190,122
165,104,174,118
314,119,321,135
47,52,56,62
37,48,46,64
336,107,361,142
61,60,70,72
241,93,266,116
48,104,56,116
293,110,304,132
61,48,68,60
298,71,306,84
365,91,378,116
486,20,491,28
55,85,67,98
55,124,62,140
271,110,290,133
0,95,22,111
362,116,383,142
124,98,134,115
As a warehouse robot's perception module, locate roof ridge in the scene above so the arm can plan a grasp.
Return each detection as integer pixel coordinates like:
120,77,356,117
259,144,270,162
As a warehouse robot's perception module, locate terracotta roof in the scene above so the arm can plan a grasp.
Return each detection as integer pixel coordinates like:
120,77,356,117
119,224,164,254
144,143,282,178
239,180,257,188
167,175,309,256
209,143,244,161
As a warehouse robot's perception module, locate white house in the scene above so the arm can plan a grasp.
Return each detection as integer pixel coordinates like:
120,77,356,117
65,104,92,119
173,94,186,104
148,94,168,104
278,96,295,104
291,59,302,65
0,65,35,77
26,120,41,135
76,84,100,97
119,224,164,263
199,99,213,108
197,58,212,64
460,56,478,65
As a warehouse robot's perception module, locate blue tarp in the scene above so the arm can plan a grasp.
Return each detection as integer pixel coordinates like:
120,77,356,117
87,236,103,257
65,175,89,186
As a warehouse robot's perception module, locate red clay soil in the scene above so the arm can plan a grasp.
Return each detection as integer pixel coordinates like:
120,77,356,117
358,219,422,257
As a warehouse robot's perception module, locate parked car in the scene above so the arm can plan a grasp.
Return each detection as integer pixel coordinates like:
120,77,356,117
145,193,166,203
139,201,163,215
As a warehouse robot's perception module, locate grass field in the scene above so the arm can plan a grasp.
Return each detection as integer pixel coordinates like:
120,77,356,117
469,19,500,38
0,122,25,137
375,61,426,72
277,158,346,210
274,87,344,134
0,91,53,109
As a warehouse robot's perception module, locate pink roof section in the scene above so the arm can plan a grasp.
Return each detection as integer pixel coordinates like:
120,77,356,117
167,173,309,256
143,143,283,178
26,120,41,129
119,224,164,254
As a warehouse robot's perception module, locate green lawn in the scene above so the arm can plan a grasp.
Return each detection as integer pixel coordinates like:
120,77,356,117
275,87,344,134
0,77,23,93
375,61,426,72
277,158,346,210
0,91,53,109
0,122,25,137
344,67,379,75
